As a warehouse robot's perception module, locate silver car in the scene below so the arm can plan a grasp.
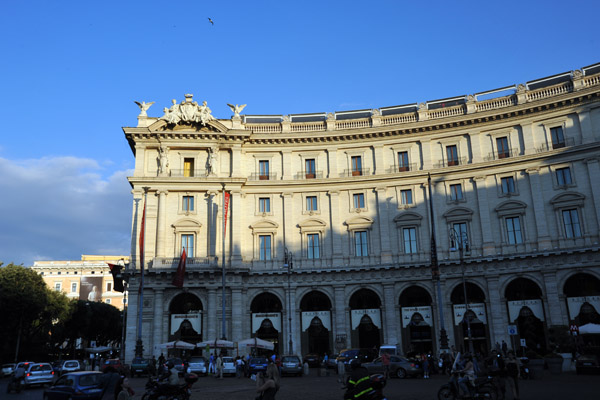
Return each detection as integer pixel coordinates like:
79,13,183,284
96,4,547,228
363,355,423,379
23,362,55,387
2,363,15,377
281,355,303,376
187,357,207,376
221,357,236,376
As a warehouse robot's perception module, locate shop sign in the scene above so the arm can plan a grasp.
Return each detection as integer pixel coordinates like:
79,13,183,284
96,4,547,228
252,312,281,333
351,309,381,329
401,306,433,328
301,311,331,331
567,296,600,320
453,303,487,325
170,313,202,335
507,299,545,322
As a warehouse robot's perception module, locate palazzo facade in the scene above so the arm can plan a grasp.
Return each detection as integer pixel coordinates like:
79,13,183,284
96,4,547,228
123,64,600,361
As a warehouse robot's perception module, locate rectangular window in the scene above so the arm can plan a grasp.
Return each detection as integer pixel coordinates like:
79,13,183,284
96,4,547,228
403,227,417,254
451,222,469,251
71,282,77,293
259,235,272,260
355,231,368,257
551,126,565,149
106,282,112,292
497,137,510,158
446,145,458,166
351,156,362,176
182,196,194,212
307,233,320,259
505,217,523,244
400,189,413,205
259,197,271,213
501,177,516,194
306,196,318,211
259,160,270,180
183,158,194,177
398,151,409,171
182,234,195,257
556,167,572,186
305,159,316,179
54,283,61,292
353,193,365,209
562,209,582,238
449,184,463,200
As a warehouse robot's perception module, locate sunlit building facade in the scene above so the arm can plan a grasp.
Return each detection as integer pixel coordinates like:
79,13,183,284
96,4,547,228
123,64,600,361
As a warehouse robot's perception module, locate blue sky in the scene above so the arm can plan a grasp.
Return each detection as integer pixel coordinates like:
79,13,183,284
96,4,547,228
0,0,598,266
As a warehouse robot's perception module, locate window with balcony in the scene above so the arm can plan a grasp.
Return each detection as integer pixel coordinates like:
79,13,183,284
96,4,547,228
183,158,194,177
354,231,368,257
306,196,318,212
446,145,459,166
181,234,195,257
505,216,523,244
351,156,363,176
497,137,510,159
400,189,413,205
259,235,272,260
556,167,572,186
551,126,565,149
449,184,463,201
182,196,194,212
562,209,582,238
501,177,516,194
259,160,270,180
259,197,271,213
307,233,320,259
403,227,418,254
305,159,316,179
353,193,365,209
398,151,409,171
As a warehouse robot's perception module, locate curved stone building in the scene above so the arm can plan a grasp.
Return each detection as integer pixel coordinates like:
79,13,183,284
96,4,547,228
123,64,600,361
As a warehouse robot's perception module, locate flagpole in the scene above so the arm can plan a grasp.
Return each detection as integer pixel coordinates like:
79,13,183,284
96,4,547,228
221,183,227,341
136,187,149,358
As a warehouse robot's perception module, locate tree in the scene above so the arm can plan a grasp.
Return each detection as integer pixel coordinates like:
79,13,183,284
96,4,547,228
63,300,123,351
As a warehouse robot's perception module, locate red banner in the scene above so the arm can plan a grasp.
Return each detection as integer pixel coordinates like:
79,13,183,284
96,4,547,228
224,191,230,236
172,248,187,288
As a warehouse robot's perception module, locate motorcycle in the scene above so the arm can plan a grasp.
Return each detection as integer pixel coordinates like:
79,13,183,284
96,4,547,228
142,373,198,400
343,373,387,400
518,357,529,380
438,371,497,400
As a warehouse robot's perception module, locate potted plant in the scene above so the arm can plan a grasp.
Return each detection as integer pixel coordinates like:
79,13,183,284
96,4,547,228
525,350,544,379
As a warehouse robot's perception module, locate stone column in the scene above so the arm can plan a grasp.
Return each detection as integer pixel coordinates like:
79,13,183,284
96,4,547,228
231,288,243,341
383,284,398,345
152,289,164,355
585,158,600,232
231,190,243,266
328,191,343,260
525,168,552,250
543,270,567,326
155,190,168,258
375,187,392,262
473,176,495,255
486,276,507,345
282,150,292,180
207,288,217,340
373,145,385,175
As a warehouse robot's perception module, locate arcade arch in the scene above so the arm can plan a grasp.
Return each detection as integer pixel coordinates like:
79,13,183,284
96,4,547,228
250,292,283,354
450,282,489,353
349,288,382,349
299,290,333,356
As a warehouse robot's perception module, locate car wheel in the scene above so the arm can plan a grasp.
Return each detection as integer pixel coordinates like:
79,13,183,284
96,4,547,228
395,368,407,379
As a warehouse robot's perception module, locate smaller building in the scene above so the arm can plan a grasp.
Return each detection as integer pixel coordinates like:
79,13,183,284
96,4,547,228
32,255,129,310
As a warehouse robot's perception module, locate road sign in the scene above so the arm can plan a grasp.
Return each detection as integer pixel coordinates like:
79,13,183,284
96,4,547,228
508,325,518,335
520,339,527,347
570,324,579,334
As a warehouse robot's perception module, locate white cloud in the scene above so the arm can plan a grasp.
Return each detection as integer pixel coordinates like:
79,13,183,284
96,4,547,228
0,157,133,266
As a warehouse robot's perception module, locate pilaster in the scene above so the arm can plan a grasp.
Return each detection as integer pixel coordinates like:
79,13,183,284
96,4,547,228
134,144,146,176
207,288,217,340
282,192,294,254
231,145,242,178
383,284,398,345
543,271,568,326
585,158,600,235
373,145,385,175
578,110,597,144
525,168,552,250
486,276,507,345
152,289,164,356
231,288,243,341
282,150,292,180
327,149,338,178
473,176,495,255
333,286,349,349
375,187,392,262
231,190,243,265
155,190,168,258
328,191,343,259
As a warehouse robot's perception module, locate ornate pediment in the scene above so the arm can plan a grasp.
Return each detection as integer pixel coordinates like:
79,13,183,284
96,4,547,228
298,218,327,233
495,200,527,217
550,191,585,209
160,94,216,126
344,216,374,230
393,212,423,227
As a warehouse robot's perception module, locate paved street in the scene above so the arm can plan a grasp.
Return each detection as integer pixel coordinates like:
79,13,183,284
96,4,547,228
2,370,599,400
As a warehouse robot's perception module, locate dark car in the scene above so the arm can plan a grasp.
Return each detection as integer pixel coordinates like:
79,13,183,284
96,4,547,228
248,357,269,375
101,359,128,375
576,354,600,374
167,357,186,376
303,353,321,368
324,354,338,369
130,357,150,377
43,371,107,400
336,348,378,366
363,355,423,379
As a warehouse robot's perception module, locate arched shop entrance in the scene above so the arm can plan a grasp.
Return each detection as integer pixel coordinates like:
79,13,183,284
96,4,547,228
168,292,203,356
250,293,283,355
399,286,434,354
505,278,547,352
564,273,600,347
349,289,382,349
300,290,332,357
451,282,489,354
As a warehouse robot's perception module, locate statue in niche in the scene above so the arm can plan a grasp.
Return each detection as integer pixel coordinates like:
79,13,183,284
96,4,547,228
206,147,218,176
227,103,247,118
158,145,169,175
134,101,155,117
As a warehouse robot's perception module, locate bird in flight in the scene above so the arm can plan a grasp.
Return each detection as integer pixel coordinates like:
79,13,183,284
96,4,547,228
208,17,214,25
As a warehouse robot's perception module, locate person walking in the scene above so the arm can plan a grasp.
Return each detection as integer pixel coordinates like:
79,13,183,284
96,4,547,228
505,351,521,400
114,376,134,400
216,353,223,379
382,352,391,379
422,353,430,379
209,353,215,375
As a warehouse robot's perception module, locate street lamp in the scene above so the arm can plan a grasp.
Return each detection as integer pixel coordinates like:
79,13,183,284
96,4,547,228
283,248,294,354
449,227,475,354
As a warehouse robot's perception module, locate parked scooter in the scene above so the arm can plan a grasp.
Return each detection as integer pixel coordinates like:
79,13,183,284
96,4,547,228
343,374,388,400
438,371,497,400
142,373,198,400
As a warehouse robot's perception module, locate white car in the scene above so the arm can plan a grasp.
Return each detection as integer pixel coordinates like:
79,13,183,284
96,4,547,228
61,360,82,375
2,363,15,377
221,357,236,376
187,357,207,376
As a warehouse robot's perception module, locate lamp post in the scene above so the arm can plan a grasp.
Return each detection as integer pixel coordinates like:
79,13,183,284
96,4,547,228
449,227,475,354
283,248,293,354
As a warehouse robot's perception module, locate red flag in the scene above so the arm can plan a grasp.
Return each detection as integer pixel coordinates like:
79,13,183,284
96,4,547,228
108,263,125,293
172,248,187,288
223,191,230,236
138,200,146,294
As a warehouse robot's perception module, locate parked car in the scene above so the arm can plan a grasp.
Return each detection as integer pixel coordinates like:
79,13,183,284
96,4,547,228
576,354,600,375
281,355,303,376
101,359,128,375
324,354,338,369
336,348,378,366
23,362,55,388
222,357,236,376
166,357,185,376
187,356,207,376
303,353,321,368
43,371,107,400
130,357,150,377
2,363,16,377
61,360,82,375
363,355,422,379
248,357,269,375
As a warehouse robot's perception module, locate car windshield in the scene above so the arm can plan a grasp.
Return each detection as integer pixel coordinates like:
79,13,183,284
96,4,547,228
251,358,268,364
282,356,299,363
223,357,234,363
189,358,205,363
79,374,103,386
